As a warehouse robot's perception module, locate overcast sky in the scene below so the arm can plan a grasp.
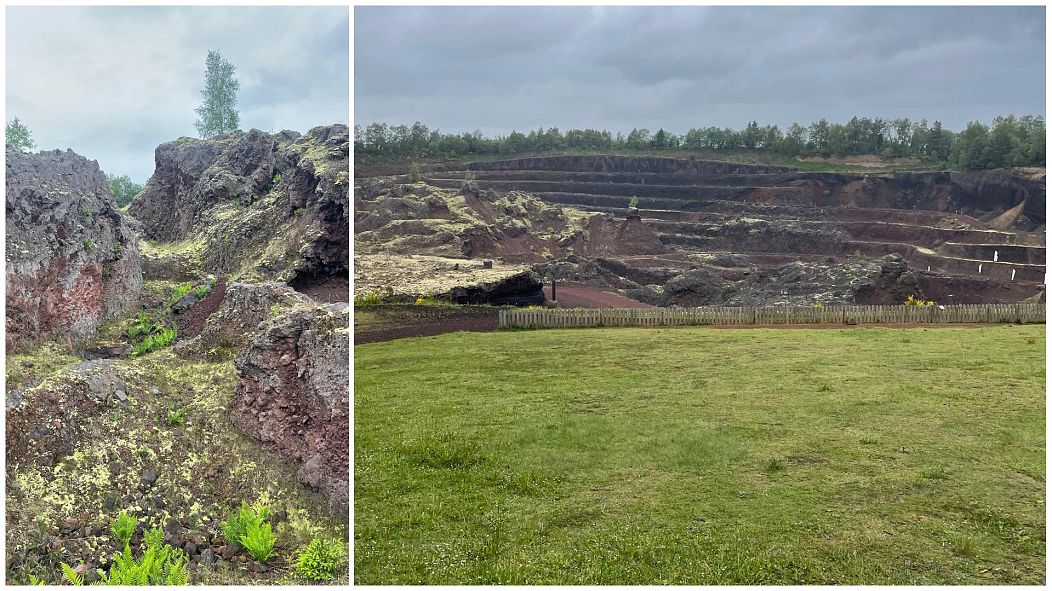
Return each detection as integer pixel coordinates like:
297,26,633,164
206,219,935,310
7,6,349,182
355,6,1045,138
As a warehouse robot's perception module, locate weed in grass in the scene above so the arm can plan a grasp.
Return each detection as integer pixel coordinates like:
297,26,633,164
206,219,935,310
401,433,486,469
921,466,949,480
764,458,787,474
949,533,978,558
817,383,834,392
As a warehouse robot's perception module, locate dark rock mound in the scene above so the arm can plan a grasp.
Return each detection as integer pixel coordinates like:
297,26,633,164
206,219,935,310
5,148,142,352
230,304,349,511
444,270,545,305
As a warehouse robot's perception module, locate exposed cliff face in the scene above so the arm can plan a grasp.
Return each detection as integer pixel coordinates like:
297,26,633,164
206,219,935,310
127,125,349,288
5,148,142,352
231,303,350,511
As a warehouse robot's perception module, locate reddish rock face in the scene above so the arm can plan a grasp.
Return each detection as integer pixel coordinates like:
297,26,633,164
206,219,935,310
5,148,142,352
230,303,349,511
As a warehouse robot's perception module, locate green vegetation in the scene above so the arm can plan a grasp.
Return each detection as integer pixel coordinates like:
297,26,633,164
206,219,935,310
408,161,420,183
107,174,144,208
193,284,210,299
171,282,193,301
222,500,276,561
132,327,176,356
194,50,240,139
83,239,93,250
110,510,137,550
166,405,187,427
354,287,395,307
6,117,35,150
67,526,188,585
242,520,276,563
628,196,639,208
355,114,1044,171
126,312,178,356
355,325,1045,584
296,538,347,582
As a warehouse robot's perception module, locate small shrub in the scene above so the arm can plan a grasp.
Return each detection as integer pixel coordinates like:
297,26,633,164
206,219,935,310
193,284,209,299
354,287,393,307
461,170,478,191
110,510,137,550
83,239,94,250
629,196,639,208
295,537,347,582
269,303,282,317
167,405,187,427
293,207,304,217
408,161,420,183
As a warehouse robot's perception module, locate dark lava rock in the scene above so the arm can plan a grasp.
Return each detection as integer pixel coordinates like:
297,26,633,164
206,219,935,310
6,147,143,352
171,291,201,314
200,548,215,566
82,344,133,360
141,468,158,485
127,125,348,284
231,304,348,511
444,270,545,306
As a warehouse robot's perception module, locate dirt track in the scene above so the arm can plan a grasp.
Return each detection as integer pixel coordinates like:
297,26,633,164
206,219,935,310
543,283,652,308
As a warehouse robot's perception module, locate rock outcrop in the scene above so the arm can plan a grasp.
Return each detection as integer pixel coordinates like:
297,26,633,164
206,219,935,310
5,148,142,352
127,125,349,289
230,303,349,510
174,281,313,357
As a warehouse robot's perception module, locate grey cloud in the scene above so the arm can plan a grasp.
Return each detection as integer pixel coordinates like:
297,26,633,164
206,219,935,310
7,6,349,182
354,6,1044,136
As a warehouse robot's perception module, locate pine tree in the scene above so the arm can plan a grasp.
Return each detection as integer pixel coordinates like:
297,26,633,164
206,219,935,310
6,118,35,151
194,50,241,139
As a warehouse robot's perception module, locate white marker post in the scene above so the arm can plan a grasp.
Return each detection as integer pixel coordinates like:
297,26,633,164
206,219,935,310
1011,268,1016,281
994,250,999,262
978,264,983,274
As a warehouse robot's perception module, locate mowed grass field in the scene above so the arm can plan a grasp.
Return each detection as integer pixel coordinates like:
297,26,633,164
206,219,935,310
354,325,1045,584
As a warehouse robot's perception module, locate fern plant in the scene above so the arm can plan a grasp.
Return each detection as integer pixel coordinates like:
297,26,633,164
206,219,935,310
221,500,276,562
110,510,137,550
62,526,188,585
242,521,275,562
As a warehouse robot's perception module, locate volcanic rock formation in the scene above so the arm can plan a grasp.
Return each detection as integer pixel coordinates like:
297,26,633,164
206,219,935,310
128,125,349,291
5,148,143,352
230,303,350,510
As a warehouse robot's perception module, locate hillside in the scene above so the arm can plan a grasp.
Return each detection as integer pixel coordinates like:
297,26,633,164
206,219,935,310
354,154,1045,307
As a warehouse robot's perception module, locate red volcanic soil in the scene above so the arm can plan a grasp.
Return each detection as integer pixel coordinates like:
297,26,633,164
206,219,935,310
543,282,653,308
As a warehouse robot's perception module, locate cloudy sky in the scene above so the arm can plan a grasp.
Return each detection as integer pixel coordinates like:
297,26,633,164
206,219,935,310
355,6,1044,138
7,6,349,182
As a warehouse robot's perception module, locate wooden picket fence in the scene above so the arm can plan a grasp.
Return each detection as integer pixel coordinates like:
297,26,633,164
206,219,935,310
499,303,1046,329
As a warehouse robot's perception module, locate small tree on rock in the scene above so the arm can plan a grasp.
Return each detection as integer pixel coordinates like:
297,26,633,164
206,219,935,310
108,174,144,208
6,118,35,151
194,50,241,139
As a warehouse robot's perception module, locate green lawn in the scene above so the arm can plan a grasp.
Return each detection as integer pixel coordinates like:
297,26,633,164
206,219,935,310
354,325,1045,584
